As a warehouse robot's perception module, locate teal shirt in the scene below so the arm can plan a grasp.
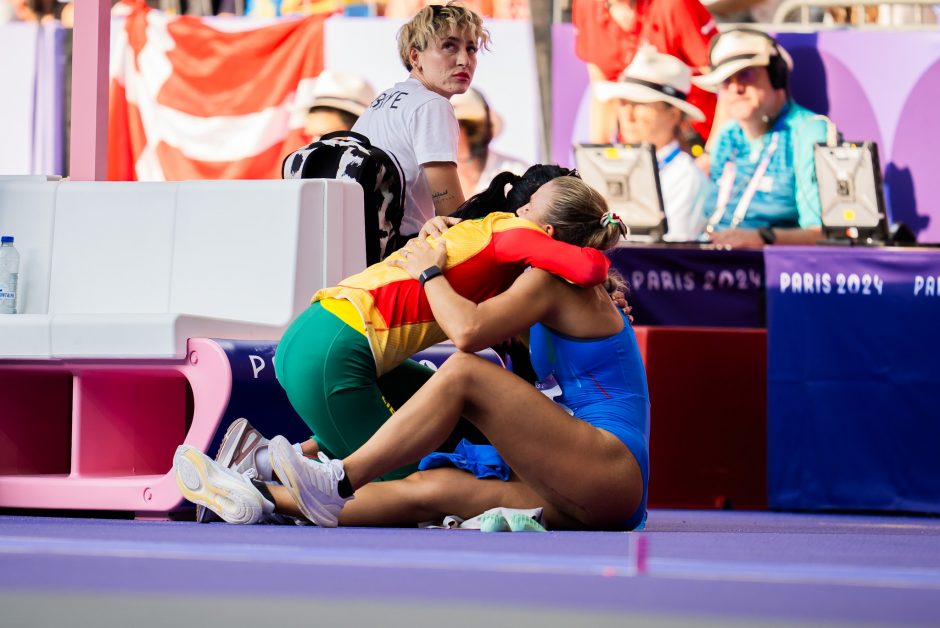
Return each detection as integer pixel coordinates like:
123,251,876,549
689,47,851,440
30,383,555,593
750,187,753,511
707,100,828,230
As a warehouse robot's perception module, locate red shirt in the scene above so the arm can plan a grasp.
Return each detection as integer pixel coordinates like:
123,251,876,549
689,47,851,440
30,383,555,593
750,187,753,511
573,0,718,138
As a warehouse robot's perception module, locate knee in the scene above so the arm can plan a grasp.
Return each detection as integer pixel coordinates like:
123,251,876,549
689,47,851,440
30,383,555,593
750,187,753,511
400,470,452,509
437,351,483,383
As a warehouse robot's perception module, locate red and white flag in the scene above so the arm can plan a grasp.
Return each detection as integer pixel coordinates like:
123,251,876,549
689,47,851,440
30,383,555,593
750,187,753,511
108,7,327,181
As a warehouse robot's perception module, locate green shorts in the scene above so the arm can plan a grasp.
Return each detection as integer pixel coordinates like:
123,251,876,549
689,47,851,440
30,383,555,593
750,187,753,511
274,301,434,481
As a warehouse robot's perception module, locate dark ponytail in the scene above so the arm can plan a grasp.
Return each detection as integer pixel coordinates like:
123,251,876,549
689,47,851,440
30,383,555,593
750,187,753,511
452,171,521,220
451,164,579,221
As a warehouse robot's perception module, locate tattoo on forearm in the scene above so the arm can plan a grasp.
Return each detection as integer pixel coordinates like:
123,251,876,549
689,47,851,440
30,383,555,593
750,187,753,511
432,189,450,201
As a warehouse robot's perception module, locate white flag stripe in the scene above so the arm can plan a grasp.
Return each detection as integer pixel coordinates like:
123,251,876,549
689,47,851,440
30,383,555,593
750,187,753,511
149,99,296,162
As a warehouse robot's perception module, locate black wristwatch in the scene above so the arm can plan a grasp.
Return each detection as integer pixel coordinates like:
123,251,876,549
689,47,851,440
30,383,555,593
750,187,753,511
758,227,777,245
418,265,444,288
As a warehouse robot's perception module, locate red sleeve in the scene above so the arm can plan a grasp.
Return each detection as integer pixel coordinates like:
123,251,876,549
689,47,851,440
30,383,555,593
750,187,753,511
572,0,637,78
491,226,611,287
644,0,715,68
672,0,717,68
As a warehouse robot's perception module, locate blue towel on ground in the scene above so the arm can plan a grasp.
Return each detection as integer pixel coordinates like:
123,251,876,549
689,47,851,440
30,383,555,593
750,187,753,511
418,439,510,480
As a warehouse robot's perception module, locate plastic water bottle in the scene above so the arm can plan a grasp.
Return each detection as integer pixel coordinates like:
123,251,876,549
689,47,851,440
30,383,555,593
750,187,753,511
0,235,20,314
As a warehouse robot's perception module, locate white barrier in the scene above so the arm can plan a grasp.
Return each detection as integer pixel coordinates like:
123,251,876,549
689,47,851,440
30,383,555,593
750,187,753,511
0,178,367,358
0,177,367,515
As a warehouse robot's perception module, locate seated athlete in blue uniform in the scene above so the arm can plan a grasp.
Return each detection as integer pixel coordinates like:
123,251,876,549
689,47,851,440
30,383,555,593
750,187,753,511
177,179,650,531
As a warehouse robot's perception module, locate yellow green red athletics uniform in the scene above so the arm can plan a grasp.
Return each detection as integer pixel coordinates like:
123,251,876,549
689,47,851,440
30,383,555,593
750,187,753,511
274,212,611,479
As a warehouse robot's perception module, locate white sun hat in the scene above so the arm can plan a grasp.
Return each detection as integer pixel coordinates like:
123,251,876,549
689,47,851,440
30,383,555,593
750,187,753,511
451,87,489,122
692,29,794,93
306,70,376,117
594,46,705,121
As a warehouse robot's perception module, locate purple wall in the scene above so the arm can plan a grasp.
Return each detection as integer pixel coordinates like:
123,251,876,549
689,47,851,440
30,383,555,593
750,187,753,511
553,26,940,243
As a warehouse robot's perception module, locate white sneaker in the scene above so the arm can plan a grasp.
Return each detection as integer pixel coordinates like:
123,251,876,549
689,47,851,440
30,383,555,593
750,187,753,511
197,418,270,524
174,445,275,525
268,435,353,528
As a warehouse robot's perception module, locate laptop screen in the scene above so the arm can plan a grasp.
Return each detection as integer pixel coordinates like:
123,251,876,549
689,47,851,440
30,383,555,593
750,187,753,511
573,143,666,241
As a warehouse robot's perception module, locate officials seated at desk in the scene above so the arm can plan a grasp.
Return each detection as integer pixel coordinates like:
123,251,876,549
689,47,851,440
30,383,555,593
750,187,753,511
695,29,830,249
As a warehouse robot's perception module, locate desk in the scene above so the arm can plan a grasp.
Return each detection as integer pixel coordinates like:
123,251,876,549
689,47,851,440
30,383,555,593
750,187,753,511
606,245,768,508
607,245,765,328
765,246,940,513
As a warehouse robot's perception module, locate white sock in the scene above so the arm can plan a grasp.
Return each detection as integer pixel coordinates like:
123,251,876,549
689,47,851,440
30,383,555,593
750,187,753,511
293,442,304,456
255,446,273,481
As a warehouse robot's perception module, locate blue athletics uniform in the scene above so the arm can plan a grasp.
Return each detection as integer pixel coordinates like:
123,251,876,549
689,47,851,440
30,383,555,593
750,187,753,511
529,313,651,531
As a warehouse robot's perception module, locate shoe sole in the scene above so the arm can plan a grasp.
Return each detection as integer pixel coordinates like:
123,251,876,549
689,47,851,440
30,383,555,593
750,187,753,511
196,418,249,523
174,446,263,525
269,437,339,528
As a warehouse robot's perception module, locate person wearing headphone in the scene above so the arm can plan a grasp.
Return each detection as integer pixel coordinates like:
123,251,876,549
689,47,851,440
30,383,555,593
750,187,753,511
694,29,830,248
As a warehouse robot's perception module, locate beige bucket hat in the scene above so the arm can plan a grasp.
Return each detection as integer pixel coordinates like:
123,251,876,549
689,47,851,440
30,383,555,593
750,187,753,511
594,46,705,121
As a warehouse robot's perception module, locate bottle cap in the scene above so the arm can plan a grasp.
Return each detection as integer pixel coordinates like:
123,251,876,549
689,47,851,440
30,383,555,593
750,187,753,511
1,236,13,243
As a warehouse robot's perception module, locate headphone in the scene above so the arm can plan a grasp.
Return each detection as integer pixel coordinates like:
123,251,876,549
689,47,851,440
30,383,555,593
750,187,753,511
708,28,790,92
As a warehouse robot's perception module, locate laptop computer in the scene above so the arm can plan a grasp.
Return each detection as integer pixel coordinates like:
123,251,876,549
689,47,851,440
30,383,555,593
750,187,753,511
815,141,890,243
573,143,667,243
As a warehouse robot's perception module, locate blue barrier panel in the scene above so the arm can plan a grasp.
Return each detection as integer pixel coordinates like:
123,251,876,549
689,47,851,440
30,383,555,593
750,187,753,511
206,340,312,453
206,339,504,455
608,245,765,328
765,246,940,513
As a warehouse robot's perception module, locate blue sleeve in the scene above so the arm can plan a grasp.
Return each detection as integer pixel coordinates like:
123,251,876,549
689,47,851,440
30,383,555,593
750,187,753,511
792,113,829,228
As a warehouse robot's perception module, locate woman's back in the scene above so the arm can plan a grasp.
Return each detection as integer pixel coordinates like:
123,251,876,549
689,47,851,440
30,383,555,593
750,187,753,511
527,271,648,410
530,270,624,339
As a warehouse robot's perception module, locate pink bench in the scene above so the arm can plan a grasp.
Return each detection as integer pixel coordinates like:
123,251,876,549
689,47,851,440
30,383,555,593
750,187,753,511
0,179,366,515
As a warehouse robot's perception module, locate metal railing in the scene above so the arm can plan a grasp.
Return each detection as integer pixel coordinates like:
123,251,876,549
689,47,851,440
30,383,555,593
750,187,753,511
550,0,938,28
773,0,937,27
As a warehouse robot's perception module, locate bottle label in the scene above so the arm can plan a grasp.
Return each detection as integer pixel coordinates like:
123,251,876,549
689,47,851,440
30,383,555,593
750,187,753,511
0,271,17,313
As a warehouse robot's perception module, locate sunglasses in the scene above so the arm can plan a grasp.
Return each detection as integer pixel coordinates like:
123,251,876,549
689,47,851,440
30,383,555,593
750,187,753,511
720,66,760,89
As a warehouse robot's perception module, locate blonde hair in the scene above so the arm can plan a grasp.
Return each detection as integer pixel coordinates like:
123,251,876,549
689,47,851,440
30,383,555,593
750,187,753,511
397,2,491,72
542,177,621,251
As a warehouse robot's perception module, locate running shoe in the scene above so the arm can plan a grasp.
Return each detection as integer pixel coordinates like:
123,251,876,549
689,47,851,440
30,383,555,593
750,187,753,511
268,435,353,528
196,418,270,523
174,445,275,525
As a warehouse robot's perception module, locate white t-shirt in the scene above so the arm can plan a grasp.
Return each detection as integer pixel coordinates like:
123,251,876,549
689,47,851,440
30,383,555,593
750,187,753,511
657,141,713,242
352,78,460,236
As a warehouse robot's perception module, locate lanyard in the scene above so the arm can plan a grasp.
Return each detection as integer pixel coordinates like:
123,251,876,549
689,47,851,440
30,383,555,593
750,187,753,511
658,145,682,170
707,132,780,232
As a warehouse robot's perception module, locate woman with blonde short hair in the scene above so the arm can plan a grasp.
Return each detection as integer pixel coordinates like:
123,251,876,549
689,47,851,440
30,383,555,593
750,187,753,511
352,2,491,251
